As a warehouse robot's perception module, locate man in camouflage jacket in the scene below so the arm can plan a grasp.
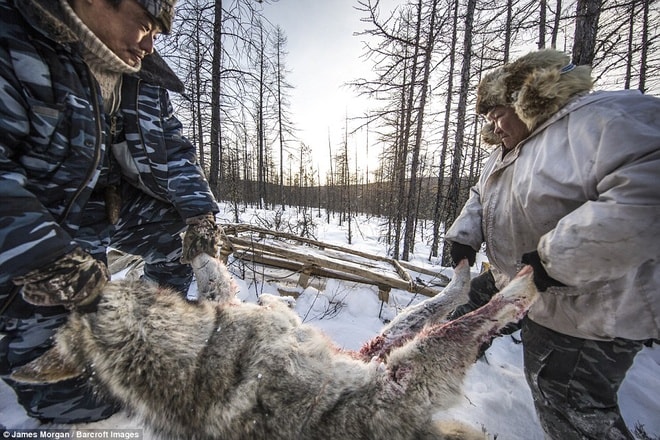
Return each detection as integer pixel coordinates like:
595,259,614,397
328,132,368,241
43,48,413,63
0,0,219,423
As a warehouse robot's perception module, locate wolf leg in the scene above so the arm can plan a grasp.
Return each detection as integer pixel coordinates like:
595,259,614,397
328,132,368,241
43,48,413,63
360,260,471,361
382,266,538,411
190,253,238,302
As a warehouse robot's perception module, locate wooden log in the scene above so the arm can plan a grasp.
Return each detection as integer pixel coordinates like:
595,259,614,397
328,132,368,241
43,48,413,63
231,247,440,297
219,223,447,296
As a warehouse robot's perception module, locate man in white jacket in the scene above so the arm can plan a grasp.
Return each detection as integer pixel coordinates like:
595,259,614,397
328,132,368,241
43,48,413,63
445,49,660,440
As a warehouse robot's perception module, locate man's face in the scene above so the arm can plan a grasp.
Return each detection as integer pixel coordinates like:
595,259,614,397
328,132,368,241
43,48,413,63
486,106,530,150
74,0,162,67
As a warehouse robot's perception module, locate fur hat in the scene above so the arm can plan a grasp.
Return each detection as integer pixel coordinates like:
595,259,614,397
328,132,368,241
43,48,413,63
135,0,176,34
476,49,593,134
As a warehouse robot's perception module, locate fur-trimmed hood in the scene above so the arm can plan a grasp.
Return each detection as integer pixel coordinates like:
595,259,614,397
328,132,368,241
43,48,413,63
16,0,184,94
476,49,593,138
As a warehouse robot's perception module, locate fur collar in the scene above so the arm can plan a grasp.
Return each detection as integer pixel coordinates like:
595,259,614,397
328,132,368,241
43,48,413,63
476,49,593,133
15,0,184,94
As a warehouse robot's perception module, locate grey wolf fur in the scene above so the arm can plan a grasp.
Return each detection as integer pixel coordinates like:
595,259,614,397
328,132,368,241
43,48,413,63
12,254,538,440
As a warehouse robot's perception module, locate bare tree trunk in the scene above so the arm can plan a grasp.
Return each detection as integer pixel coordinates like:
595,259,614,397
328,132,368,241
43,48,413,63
394,8,423,259
572,0,602,65
551,0,562,48
392,62,409,259
344,116,352,244
257,23,266,209
273,28,287,210
504,0,513,62
326,132,334,224
192,7,206,170
430,0,459,260
209,0,223,196
403,0,440,260
442,0,476,267
539,0,547,48
624,1,636,89
638,0,649,92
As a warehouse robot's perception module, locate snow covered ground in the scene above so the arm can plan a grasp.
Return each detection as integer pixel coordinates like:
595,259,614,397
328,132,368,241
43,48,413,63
2,204,658,438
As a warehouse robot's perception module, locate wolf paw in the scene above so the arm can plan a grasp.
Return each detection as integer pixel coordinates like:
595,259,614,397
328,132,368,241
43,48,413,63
258,293,296,309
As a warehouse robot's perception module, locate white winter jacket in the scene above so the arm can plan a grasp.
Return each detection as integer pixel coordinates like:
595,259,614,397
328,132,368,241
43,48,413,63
446,90,660,341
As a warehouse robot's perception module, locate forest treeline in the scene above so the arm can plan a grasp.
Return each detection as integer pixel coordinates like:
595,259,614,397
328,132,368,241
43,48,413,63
158,0,658,265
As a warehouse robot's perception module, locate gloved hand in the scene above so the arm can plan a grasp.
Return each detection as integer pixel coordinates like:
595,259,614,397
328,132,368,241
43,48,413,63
521,251,566,292
12,247,109,311
180,213,221,264
448,269,522,359
449,242,477,267
447,270,498,320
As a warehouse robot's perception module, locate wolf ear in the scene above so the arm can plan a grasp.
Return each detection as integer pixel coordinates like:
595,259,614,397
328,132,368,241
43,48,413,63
10,348,84,384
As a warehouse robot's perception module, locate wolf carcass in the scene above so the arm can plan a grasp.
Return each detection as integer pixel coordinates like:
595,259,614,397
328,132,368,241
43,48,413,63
12,248,538,439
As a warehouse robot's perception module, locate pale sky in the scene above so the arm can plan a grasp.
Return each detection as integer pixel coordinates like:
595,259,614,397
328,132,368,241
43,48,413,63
262,0,386,181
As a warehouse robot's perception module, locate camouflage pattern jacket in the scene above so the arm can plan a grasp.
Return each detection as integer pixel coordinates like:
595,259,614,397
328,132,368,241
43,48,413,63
0,0,218,284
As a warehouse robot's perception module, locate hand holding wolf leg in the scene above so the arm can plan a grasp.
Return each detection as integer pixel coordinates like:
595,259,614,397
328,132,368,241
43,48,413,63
360,260,472,361
382,266,538,411
180,212,221,264
181,213,235,301
521,250,566,291
449,242,477,267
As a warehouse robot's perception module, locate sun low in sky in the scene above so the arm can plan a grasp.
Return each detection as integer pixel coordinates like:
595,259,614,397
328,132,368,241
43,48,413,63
263,0,386,181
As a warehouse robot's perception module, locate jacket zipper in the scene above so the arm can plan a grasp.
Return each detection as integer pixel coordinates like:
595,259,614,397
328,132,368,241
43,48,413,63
57,68,104,224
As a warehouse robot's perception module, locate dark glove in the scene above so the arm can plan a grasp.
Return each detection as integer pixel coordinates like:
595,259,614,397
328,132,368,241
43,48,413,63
446,269,521,359
521,251,566,292
180,213,221,264
449,242,477,267
13,247,109,311
448,270,498,319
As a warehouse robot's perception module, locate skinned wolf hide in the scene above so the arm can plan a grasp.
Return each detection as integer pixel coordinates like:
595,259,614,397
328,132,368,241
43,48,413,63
12,244,538,439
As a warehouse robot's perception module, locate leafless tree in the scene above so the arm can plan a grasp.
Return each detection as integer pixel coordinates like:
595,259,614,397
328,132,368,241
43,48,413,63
572,0,602,64
272,26,294,210
158,0,658,256
441,0,476,267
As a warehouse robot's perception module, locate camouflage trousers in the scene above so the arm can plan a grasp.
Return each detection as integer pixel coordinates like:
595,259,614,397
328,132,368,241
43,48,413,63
521,317,645,440
78,183,193,293
1,184,191,423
